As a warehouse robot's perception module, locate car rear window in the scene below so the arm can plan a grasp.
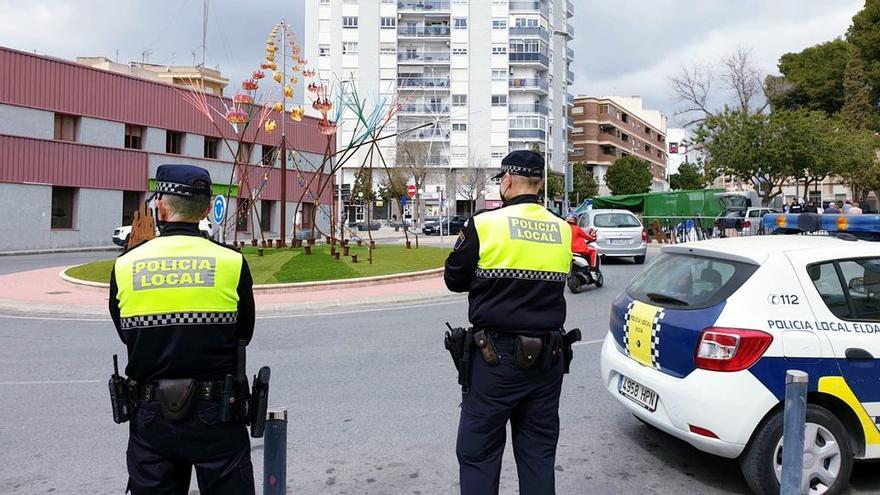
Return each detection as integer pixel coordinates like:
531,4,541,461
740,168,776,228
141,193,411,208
627,253,758,309
593,213,641,228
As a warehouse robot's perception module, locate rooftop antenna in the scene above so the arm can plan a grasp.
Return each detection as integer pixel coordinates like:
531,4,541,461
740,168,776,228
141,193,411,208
170,51,176,66
115,48,119,63
140,49,152,65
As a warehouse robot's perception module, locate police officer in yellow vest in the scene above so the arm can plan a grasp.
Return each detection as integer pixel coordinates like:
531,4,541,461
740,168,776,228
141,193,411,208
445,150,574,495
109,164,256,494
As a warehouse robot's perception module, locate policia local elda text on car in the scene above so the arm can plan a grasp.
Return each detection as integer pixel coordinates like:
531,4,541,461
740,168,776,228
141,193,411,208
444,150,581,495
107,164,269,495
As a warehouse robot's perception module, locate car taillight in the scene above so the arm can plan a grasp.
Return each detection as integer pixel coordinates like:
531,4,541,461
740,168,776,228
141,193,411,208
641,228,647,241
694,328,772,372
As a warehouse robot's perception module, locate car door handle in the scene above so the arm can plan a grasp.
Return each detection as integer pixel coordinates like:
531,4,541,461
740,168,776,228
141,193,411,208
845,348,874,361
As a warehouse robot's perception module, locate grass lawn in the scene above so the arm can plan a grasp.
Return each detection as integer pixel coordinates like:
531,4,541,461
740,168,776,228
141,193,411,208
64,244,451,285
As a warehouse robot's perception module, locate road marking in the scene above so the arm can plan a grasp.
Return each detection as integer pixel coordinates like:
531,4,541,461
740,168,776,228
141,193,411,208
0,379,101,386
572,338,604,347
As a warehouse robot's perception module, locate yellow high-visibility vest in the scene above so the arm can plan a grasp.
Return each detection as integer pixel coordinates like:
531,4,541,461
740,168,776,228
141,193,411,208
472,203,572,280
114,236,242,324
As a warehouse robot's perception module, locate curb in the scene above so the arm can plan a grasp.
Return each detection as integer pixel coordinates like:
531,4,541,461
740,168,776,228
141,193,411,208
59,266,446,293
0,246,121,257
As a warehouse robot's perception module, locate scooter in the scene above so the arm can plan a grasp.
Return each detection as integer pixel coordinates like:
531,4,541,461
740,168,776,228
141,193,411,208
567,245,603,294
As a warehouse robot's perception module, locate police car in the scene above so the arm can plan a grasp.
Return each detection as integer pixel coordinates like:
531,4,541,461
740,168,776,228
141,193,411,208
600,214,880,495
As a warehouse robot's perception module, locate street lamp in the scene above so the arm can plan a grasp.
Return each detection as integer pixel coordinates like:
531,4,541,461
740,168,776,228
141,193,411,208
553,28,573,214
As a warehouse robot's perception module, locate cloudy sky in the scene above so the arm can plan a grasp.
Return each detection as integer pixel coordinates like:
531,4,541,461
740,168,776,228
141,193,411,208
0,0,866,126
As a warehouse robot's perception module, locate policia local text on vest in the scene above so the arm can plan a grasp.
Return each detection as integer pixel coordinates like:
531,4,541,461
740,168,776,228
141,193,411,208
444,151,581,495
107,164,268,495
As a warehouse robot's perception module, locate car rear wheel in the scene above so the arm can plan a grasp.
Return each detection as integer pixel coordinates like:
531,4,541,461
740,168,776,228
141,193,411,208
634,255,646,265
740,405,852,495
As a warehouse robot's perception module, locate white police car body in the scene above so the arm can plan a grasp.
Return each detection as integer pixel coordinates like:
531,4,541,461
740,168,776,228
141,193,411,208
600,214,880,495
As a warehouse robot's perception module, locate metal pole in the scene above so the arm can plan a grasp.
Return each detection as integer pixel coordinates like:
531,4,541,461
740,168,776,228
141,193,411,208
279,21,288,247
263,407,288,495
781,370,808,495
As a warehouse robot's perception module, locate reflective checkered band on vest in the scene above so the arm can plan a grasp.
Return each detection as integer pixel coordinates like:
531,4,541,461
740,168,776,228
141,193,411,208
120,311,238,329
475,268,566,282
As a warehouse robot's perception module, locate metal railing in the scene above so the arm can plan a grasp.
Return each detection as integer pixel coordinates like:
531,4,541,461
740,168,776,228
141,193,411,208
509,104,550,115
509,52,550,66
399,128,450,140
509,1,550,17
398,25,450,37
567,70,575,83
566,0,574,15
566,46,574,60
509,26,550,41
509,77,550,92
509,129,547,140
398,51,451,63
397,77,450,88
641,215,772,244
399,103,450,114
398,0,450,10
566,23,575,37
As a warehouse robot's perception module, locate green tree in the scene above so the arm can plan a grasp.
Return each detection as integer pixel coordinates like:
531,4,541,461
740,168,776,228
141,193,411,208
668,162,707,191
540,174,564,203
836,128,880,202
768,39,852,114
605,156,653,195
842,49,878,130
847,0,880,106
571,162,599,203
351,169,377,202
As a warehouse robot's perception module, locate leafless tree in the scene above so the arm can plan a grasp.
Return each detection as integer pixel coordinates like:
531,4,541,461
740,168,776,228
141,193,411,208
671,63,715,127
397,141,433,225
456,157,489,215
721,47,768,113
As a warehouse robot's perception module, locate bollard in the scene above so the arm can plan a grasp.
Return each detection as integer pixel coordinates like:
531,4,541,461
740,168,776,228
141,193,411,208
263,407,288,495
781,370,808,495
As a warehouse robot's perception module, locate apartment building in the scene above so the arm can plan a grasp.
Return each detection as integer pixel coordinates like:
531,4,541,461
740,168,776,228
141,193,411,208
304,0,574,217
568,96,668,195
0,47,331,251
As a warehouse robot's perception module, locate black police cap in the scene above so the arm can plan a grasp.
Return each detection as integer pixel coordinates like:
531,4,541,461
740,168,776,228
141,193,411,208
493,150,545,180
154,164,213,198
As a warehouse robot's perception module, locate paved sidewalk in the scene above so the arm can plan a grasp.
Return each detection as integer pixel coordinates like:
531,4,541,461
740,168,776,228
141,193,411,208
0,265,460,317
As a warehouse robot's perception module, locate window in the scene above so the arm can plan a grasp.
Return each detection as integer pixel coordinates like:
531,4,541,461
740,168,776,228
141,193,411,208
453,18,467,29
452,47,468,55
599,104,610,114
319,45,330,57
54,114,78,141
342,16,358,28
621,133,629,142
492,151,505,159
509,115,545,129
628,253,758,310
492,19,507,29
491,95,507,106
124,124,143,149
645,127,652,136
572,126,583,135
381,17,396,28
343,42,358,55
452,123,467,132
260,201,274,232
51,187,76,229
622,113,629,123
237,198,250,231
320,0,329,4
261,145,277,166
810,259,880,321
571,106,583,115
452,94,467,107
571,148,584,156
166,131,184,154
491,45,507,54
122,191,141,225
492,69,507,80
237,142,252,163
645,144,651,152
515,18,540,28
204,137,219,159
380,46,396,54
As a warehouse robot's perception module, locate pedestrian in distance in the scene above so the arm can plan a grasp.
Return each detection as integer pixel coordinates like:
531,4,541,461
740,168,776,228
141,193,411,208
789,200,803,214
444,150,580,495
804,201,819,214
825,202,841,214
108,164,258,494
843,200,853,213
849,202,864,215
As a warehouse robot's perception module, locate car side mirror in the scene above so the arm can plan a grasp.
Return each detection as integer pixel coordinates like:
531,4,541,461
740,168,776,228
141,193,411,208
848,277,865,294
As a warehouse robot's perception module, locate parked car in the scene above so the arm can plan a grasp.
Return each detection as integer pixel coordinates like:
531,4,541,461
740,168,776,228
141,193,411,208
422,216,468,235
578,209,647,264
715,207,781,236
112,218,214,246
356,220,382,231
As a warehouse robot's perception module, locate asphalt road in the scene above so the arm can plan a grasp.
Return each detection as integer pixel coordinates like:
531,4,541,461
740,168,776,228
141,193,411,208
0,250,120,275
0,252,878,494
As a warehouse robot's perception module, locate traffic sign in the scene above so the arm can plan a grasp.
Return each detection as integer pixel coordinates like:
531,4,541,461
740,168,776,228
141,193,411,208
212,195,226,224
407,184,417,198
400,195,408,207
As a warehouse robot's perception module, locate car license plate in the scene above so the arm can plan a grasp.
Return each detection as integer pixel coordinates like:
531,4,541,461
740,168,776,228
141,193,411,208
618,375,658,412
608,238,630,245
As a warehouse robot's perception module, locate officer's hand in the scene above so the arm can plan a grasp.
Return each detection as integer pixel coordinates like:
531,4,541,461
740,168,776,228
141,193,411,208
128,203,156,249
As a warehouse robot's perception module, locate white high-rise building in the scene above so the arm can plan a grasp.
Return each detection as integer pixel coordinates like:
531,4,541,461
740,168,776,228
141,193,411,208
305,0,574,219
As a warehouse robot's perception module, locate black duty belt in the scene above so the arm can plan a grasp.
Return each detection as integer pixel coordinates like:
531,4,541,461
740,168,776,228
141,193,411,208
138,380,224,402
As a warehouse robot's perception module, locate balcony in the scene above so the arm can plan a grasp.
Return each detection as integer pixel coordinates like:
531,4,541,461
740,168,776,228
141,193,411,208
508,78,549,93
566,93,574,104
567,70,574,83
509,129,547,140
399,103,450,114
397,77,451,89
566,46,574,60
399,128,451,141
509,52,550,68
398,0,450,11
566,0,574,17
509,1,550,17
509,26,550,42
509,104,550,115
398,51,451,64
398,25,450,38
566,23,575,37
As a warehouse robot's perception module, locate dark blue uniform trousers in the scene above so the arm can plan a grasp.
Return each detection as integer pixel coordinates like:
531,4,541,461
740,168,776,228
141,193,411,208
126,400,255,495
457,339,564,495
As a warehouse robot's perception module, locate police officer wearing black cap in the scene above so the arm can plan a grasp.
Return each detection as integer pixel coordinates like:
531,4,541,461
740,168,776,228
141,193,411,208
445,150,575,495
109,164,256,494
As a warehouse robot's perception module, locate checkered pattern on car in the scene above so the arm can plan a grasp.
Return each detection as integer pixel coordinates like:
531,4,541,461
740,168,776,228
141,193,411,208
622,301,665,369
120,311,238,329
475,268,566,282
622,301,635,350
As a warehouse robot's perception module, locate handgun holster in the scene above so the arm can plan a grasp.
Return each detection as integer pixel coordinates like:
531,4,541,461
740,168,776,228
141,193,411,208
514,336,543,369
156,378,197,421
473,330,499,366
